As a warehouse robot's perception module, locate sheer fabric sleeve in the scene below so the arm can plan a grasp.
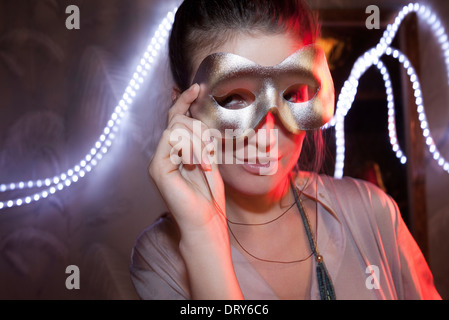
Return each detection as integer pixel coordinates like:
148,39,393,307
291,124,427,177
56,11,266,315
392,200,441,299
129,216,190,300
360,180,441,300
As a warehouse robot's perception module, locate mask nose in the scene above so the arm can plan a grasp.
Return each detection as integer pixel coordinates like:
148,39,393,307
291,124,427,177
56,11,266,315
255,82,300,134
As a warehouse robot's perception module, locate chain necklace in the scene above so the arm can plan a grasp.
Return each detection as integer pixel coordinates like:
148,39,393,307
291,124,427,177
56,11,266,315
226,176,336,300
226,184,314,264
226,201,296,226
290,177,336,300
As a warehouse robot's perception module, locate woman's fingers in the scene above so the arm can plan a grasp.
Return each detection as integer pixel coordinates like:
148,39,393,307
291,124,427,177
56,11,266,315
149,82,221,203
149,129,177,179
167,84,215,169
150,119,212,183
169,121,212,171
150,84,202,172
168,83,200,124
168,114,213,145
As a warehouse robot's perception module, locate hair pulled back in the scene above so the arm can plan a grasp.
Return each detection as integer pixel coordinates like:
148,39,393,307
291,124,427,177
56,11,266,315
169,0,319,91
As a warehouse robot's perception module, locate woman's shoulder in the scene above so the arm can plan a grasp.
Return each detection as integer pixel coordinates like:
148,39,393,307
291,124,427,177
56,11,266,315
316,173,400,230
309,174,402,262
317,173,395,205
131,214,182,267
140,213,178,237
298,171,391,202
130,214,189,299
319,173,385,194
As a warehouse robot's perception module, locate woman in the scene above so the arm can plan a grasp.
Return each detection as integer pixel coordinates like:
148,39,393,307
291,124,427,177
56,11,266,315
130,0,441,300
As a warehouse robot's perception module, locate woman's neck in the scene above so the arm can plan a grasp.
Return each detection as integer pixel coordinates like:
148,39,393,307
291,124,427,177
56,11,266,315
224,173,296,225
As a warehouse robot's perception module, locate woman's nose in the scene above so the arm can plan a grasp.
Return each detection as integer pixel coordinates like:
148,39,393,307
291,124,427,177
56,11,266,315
256,112,278,153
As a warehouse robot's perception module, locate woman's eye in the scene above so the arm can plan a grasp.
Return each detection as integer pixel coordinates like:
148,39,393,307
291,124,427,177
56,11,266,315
283,84,315,103
214,90,255,110
219,94,247,109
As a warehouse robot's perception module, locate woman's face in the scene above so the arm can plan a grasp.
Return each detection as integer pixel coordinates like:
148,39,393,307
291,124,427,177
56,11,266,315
191,32,307,196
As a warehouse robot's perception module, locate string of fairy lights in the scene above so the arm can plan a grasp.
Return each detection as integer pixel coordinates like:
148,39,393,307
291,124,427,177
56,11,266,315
0,8,177,210
328,3,449,178
0,3,448,210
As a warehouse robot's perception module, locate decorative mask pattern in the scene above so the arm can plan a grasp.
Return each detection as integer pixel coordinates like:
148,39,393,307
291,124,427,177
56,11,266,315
190,44,335,137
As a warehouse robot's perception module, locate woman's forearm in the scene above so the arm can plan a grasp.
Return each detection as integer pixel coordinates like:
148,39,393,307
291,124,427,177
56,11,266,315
179,224,244,300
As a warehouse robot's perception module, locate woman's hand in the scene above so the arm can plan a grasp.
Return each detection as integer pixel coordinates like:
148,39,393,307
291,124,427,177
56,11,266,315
148,84,243,299
148,84,227,238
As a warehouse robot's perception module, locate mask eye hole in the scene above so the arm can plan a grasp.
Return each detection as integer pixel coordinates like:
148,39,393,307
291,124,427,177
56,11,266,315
283,84,317,103
213,89,255,110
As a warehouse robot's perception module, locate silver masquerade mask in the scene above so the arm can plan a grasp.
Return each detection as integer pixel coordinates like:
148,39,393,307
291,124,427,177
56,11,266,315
189,44,335,137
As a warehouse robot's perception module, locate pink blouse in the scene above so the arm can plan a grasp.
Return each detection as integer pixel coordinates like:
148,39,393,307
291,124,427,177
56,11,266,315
129,173,441,300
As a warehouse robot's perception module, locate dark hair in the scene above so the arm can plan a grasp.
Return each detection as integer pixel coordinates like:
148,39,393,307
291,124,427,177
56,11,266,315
169,0,319,91
168,0,326,173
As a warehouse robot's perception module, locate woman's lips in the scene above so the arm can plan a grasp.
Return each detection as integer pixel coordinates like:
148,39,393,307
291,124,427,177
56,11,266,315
241,161,270,173
233,154,281,164
239,156,281,175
